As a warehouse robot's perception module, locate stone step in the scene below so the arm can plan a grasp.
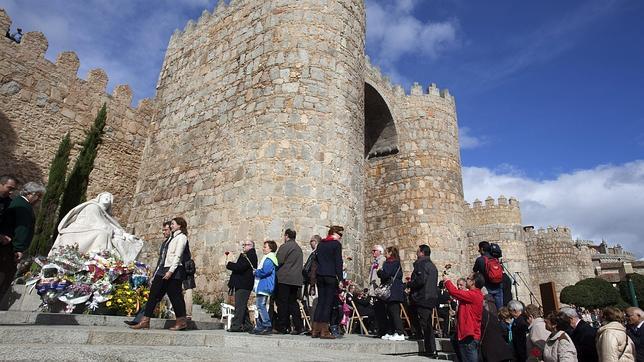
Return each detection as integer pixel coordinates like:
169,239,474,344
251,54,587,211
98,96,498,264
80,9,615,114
190,303,218,321
0,343,434,361
0,325,453,360
0,310,223,330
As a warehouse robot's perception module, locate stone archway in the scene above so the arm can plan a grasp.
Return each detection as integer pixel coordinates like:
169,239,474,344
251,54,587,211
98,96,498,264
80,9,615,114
364,83,398,159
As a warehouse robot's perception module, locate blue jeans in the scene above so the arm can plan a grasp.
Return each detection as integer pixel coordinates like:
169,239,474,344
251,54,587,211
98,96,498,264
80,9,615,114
255,294,271,330
486,286,504,310
458,338,480,362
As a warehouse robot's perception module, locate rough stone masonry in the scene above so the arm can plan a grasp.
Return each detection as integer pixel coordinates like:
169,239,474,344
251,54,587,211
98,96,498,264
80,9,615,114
0,2,632,302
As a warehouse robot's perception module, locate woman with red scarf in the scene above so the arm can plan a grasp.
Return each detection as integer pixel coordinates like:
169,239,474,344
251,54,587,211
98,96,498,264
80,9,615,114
310,225,344,339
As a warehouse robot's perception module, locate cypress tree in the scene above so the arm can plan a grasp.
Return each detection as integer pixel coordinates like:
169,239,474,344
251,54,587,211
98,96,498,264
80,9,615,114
28,133,72,256
55,104,107,241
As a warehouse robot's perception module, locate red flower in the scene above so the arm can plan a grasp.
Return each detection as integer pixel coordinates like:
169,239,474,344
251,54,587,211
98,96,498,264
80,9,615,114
530,347,542,357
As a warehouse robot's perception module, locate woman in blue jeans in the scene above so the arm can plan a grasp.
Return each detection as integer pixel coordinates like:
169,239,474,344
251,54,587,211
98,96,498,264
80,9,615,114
252,240,278,335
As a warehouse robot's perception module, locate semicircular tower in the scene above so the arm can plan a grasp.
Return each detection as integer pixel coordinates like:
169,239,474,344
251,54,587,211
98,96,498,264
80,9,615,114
364,64,467,276
129,0,366,295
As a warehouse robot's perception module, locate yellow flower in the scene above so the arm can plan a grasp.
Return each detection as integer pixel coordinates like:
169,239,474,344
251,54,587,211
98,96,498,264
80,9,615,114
106,301,112,307
117,299,122,303
127,299,133,303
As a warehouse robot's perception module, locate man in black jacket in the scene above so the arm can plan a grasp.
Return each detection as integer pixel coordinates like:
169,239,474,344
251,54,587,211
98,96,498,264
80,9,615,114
560,307,599,362
408,244,439,358
0,175,18,224
508,300,529,362
226,240,258,332
626,307,644,362
275,229,304,334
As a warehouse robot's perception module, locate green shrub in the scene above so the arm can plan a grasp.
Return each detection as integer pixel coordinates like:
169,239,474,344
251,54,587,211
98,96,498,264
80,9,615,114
560,277,620,308
28,133,72,256
193,292,224,318
617,273,644,306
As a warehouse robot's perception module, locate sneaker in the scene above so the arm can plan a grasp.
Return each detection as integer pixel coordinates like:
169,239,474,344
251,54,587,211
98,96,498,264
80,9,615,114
258,328,273,335
381,334,392,340
390,333,405,341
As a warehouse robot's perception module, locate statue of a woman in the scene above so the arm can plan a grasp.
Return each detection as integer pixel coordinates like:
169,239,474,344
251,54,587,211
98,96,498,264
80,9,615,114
49,192,143,263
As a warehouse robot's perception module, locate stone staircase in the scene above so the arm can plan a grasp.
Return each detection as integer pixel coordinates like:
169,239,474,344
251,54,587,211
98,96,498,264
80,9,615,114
0,324,453,361
0,285,456,361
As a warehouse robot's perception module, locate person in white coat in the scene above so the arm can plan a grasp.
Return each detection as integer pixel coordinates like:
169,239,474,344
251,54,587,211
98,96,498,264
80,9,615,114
543,311,578,362
596,307,636,362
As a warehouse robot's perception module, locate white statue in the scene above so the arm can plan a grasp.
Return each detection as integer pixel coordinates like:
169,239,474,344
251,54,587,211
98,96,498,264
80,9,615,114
49,192,144,263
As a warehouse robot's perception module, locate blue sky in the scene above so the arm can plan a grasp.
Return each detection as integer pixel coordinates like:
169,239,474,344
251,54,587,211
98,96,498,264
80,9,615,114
4,0,643,256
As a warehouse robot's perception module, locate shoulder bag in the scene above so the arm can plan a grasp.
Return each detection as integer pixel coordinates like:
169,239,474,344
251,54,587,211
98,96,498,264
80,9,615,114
374,266,400,300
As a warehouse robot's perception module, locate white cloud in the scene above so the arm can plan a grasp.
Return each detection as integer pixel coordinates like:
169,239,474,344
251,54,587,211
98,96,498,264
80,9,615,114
366,0,459,85
463,161,644,257
459,127,485,149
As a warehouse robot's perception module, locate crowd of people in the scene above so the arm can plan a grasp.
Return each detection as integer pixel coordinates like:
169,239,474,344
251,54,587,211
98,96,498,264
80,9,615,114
1,175,643,361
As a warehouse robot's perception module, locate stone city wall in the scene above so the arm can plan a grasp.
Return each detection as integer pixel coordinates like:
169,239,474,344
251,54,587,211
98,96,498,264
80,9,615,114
525,226,595,300
127,0,366,297
0,9,153,222
364,60,467,278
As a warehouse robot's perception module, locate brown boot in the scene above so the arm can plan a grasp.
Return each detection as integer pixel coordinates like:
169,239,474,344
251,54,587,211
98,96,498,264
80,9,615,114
169,317,188,331
130,316,150,330
320,322,335,339
311,321,321,338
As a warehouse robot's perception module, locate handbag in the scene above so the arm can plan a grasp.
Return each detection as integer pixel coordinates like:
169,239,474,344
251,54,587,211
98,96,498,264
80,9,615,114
181,240,196,275
374,266,400,300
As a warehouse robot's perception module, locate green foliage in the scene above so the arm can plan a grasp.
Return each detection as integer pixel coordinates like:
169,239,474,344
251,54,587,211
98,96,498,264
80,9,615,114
193,292,224,318
55,104,107,241
617,273,644,306
559,277,620,308
28,133,72,256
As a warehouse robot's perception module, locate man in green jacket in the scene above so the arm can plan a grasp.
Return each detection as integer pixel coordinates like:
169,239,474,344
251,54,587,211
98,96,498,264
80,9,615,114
0,181,45,304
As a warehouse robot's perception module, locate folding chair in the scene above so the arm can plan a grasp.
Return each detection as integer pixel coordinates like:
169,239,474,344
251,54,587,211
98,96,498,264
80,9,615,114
432,308,444,337
220,302,235,330
348,299,370,336
297,299,311,331
248,304,257,326
400,303,412,335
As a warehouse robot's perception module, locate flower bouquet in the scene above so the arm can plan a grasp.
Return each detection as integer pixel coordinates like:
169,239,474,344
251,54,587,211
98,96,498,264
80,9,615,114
28,244,151,316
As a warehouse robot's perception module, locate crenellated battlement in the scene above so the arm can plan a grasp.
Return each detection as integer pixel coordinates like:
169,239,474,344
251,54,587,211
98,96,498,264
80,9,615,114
1,9,151,113
365,56,455,104
0,8,156,221
524,225,572,238
166,0,242,52
465,195,522,227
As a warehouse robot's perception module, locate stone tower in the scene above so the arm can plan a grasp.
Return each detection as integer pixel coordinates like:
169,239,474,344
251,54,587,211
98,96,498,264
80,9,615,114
465,196,535,302
363,66,467,276
128,0,367,291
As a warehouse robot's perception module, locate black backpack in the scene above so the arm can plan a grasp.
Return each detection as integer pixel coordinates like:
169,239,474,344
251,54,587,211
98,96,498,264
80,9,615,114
489,243,503,258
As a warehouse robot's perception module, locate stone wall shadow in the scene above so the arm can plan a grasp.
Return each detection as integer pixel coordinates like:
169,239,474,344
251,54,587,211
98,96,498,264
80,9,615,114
0,110,43,183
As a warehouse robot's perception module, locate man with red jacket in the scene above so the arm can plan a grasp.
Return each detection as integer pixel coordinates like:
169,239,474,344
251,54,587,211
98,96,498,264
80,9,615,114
444,272,485,362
